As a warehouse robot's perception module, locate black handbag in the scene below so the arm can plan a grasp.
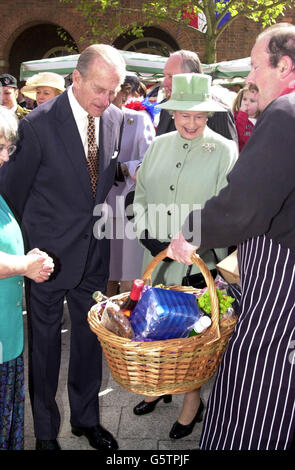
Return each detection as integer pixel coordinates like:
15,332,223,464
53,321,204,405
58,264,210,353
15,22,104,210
125,190,135,221
182,250,219,289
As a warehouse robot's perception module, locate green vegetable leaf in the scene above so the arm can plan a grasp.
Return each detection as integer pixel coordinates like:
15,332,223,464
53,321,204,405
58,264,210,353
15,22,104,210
197,288,235,317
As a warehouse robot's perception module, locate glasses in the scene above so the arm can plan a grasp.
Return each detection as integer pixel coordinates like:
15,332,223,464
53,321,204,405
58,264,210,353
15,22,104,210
0,144,17,156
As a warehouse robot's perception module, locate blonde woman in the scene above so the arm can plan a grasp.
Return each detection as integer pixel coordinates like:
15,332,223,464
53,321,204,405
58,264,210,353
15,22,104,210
21,72,65,106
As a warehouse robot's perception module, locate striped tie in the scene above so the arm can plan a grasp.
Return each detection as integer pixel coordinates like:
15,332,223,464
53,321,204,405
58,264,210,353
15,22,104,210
87,114,98,197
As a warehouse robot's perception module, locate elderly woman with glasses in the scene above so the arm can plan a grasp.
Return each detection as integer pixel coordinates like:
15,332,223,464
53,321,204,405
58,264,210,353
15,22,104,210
132,73,238,440
0,105,54,450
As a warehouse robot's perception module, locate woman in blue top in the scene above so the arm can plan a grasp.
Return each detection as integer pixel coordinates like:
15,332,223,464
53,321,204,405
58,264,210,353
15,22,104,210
0,106,54,450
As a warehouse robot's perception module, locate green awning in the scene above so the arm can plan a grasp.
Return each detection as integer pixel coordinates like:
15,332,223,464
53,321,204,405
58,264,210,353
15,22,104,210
20,50,169,81
208,57,251,78
20,51,251,82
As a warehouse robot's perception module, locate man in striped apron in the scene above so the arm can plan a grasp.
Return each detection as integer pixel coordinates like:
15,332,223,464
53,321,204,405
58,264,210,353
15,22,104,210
167,22,295,450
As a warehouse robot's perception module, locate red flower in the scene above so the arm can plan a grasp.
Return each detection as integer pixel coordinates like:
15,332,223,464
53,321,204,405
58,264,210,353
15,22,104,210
125,101,146,112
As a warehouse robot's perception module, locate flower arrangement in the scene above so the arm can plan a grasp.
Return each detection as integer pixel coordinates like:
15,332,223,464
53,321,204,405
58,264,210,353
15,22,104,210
125,97,160,123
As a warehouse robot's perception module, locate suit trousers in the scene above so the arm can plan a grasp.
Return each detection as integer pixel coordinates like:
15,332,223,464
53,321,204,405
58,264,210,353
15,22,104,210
25,250,105,439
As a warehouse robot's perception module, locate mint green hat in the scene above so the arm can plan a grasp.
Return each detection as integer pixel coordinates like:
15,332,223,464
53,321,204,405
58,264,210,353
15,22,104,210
158,73,226,112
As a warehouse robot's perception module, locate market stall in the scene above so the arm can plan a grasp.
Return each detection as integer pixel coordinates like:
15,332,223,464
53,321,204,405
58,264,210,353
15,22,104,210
20,50,169,81
20,51,251,82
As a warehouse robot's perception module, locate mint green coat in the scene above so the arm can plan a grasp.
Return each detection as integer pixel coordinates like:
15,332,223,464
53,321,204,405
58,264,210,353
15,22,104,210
134,127,238,285
0,195,24,363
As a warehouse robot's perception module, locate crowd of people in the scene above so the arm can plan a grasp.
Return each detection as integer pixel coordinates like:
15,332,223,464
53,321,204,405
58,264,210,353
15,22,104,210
0,21,295,451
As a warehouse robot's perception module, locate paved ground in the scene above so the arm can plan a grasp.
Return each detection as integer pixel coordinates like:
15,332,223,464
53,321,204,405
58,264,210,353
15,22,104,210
22,301,215,452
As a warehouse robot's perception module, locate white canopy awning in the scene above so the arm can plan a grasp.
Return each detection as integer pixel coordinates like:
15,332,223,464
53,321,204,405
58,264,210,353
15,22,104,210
20,50,169,80
205,57,251,78
20,51,251,82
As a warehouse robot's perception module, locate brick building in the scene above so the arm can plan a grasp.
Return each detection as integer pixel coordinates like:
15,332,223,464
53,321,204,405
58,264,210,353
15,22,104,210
0,0,294,83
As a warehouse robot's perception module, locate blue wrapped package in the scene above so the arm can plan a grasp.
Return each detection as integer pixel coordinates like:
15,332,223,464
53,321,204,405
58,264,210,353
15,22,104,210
130,287,200,341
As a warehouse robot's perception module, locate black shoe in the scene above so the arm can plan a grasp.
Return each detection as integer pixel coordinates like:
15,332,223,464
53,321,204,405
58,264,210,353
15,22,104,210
133,395,172,416
71,424,118,451
169,399,205,439
35,439,61,450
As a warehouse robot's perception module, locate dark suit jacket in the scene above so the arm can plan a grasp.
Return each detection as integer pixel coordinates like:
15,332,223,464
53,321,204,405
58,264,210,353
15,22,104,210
156,107,238,144
2,91,123,289
183,92,295,251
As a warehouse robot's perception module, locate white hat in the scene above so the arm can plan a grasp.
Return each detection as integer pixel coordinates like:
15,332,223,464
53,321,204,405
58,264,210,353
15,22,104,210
21,72,65,100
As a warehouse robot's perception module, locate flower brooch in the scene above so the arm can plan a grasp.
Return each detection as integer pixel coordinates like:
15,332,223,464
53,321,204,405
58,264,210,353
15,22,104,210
202,143,216,152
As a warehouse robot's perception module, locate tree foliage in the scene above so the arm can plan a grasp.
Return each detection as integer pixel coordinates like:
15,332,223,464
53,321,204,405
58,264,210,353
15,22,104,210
61,0,295,62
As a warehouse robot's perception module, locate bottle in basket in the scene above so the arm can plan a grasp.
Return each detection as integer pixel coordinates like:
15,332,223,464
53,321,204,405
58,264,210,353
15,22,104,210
119,279,144,317
189,314,212,336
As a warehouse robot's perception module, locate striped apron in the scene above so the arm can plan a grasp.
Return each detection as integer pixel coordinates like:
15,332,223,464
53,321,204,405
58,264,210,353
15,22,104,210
200,235,295,450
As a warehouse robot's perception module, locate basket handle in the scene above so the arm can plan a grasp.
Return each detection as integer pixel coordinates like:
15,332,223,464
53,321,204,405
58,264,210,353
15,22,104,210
142,248,220,343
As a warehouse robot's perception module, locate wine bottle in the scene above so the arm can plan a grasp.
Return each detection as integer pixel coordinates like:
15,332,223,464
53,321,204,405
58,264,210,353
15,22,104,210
119,279,145,317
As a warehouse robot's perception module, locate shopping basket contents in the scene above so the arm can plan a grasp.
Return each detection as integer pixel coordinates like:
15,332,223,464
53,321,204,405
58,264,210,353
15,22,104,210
100,301,135,339
130,287,201,341
88,249,237,395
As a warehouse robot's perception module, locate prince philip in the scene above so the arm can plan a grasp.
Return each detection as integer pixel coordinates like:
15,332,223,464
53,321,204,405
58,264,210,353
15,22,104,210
2,44,125,451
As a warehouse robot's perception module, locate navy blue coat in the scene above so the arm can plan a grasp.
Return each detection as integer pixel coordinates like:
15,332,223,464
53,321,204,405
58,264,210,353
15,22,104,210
2,90,123,289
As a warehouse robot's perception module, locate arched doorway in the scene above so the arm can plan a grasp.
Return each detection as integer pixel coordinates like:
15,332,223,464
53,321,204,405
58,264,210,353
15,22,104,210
113,26,179,56
8,23,78,82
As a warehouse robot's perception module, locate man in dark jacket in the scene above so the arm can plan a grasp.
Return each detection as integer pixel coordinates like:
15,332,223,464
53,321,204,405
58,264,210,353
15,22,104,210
2,44,125,451
168,23,295,451
156,50,238,144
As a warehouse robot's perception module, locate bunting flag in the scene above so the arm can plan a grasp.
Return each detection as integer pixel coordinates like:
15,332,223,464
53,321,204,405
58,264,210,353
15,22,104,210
182,1,231,32
182,6,207,33
215,0,231,28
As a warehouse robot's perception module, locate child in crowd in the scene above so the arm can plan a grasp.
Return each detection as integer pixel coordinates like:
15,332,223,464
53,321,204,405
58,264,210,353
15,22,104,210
233,84,260,152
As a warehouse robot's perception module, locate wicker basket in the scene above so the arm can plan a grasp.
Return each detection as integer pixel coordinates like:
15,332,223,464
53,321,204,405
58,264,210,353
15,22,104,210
88,249,237,396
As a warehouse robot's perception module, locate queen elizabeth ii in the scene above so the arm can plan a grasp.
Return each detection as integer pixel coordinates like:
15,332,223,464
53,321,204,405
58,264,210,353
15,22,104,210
132,72,238,440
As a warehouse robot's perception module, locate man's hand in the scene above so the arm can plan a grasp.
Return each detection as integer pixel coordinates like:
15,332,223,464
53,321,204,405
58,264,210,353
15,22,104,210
167,231,198,265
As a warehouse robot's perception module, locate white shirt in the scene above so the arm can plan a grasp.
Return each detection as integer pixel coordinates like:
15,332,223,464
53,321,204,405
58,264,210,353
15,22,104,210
10,104,18,114
67,85,100,157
